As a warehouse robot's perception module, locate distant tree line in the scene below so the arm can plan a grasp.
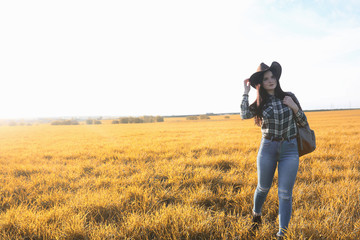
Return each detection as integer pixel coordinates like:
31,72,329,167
49,116,164,125
7,121,33,126
186,115,211,120
51,120,80,125
86,119,102,125
112,116,164,124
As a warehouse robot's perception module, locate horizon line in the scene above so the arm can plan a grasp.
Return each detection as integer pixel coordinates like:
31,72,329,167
1,107,360,122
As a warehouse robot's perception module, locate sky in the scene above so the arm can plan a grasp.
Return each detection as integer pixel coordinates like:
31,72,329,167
1,0,360,119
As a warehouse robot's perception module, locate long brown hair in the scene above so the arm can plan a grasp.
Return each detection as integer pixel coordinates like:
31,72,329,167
249,70,288,126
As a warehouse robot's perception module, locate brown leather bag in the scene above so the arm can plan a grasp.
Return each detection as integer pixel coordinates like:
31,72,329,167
288,93,316,157
296,124,316,157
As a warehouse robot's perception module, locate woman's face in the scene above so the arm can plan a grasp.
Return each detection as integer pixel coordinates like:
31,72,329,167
262,70,277,93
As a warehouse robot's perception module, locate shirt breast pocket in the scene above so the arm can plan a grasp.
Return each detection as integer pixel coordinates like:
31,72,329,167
263,105,274,119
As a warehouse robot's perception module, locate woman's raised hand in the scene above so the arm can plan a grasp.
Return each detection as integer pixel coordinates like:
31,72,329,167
244,78,250,94
283,96,299,113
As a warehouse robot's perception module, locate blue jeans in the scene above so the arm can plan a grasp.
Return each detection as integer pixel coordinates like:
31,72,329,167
253,137,299,236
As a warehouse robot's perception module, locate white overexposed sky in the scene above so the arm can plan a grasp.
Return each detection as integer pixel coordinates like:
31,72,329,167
1,0,359,119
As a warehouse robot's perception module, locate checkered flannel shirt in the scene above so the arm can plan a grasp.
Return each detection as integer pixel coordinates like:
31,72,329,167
240,93,308,139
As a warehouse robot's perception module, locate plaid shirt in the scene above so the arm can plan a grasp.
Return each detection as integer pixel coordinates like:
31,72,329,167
240,93,308,139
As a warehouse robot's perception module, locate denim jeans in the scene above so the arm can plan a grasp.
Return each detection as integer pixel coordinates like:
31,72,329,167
253,137,299,236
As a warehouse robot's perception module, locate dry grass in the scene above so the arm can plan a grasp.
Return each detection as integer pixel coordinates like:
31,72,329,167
0,110,359,239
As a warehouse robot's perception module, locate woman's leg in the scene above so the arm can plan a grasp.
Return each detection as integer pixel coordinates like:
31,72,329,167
253,138,278,214
277,138,299,236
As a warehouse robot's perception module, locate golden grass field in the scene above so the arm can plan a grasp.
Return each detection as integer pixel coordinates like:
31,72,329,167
0,110,360,239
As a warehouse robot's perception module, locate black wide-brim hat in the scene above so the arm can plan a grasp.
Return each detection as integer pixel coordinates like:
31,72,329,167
249,61,282,88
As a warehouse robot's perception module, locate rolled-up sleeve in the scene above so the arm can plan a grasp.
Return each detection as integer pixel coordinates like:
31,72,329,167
294,109,308,127
240,94,254,119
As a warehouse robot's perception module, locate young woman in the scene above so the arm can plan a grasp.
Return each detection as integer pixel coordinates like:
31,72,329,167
240,61,308,239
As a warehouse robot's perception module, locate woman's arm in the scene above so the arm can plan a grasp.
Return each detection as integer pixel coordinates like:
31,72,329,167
283,93,308,127
240,79,254,119
241,94,254,119
293,109,308,127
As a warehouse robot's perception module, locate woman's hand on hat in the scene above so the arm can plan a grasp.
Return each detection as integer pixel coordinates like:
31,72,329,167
283,96,299,113
244,78,250,94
